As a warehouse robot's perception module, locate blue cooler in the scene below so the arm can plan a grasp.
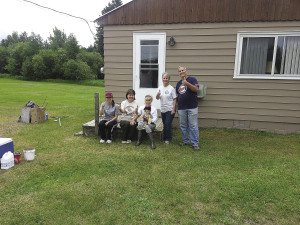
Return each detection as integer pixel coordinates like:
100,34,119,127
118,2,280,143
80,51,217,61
0,138,14,159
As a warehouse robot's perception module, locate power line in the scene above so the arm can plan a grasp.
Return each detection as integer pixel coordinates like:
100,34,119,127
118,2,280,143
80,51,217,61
21,0,95,36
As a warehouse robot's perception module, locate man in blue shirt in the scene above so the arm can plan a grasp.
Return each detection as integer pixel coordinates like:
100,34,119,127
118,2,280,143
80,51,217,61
175,66,200,150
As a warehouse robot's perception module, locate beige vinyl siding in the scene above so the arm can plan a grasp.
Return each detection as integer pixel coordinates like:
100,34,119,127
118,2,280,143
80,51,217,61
103,21,300,133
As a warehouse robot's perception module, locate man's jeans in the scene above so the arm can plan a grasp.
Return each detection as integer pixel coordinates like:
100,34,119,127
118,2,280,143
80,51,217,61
161,111,174,141
178,108,199,147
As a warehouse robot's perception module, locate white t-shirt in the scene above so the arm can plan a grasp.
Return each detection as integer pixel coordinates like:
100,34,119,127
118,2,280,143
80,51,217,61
120,100,138,121
157,84,177,113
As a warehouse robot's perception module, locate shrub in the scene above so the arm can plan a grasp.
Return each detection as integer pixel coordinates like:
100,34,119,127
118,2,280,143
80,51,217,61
63,59,94,80
76,51,103,78
21,58,35,80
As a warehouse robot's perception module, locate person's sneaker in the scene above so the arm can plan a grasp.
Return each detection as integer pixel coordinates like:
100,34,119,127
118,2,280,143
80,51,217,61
100,139,105,143
164,141,170,144
126,140,132,144
106,140,112,144
192,145,200,150
179,142,189,146
121,140,127,144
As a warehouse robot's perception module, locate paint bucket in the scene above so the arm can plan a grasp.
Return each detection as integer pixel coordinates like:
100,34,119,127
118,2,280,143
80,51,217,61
14,152,21,164
23,149,36,161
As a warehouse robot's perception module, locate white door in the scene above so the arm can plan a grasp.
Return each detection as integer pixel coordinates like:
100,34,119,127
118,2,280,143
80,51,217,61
133,33,166,110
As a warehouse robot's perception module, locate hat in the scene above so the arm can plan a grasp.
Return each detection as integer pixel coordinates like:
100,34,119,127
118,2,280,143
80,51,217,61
105,92,113,98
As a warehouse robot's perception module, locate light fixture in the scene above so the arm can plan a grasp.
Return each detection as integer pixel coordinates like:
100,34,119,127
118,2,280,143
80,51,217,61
168,36,176,46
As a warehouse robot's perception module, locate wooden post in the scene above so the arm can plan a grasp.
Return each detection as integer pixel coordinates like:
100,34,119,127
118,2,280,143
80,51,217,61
94,93,99,135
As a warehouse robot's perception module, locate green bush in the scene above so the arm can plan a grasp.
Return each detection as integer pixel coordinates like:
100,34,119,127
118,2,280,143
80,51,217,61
77,50,103,78
5,42,40,75
29,49,68,80
63,59,94,80
21,58,35,80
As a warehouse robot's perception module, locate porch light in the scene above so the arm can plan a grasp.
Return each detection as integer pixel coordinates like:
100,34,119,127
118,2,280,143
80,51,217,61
168,36,176,46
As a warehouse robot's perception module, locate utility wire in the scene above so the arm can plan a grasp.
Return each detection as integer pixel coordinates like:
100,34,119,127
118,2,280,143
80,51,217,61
21,0,95,36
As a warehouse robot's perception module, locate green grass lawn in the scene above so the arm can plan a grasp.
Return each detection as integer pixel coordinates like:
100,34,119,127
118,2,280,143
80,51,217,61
0,77,299,225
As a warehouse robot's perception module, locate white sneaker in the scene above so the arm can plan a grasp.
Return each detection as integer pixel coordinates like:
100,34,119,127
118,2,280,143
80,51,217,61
100,139,105,143
121,141,127,144
164,141,170,144
126,140,132,144
106,140,112,144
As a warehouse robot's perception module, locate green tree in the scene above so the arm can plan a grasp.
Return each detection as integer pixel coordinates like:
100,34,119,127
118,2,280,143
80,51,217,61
5,41,40,75
65,34,80,59
48,27,67,50
0,46,9,73
95,0,123,55
101,0,123,15
1,32,19,47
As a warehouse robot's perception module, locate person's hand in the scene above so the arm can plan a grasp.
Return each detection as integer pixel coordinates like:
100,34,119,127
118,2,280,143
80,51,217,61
182,77,188,85
156,90,161,99
130,119,136,125
171,109,176,115
105,121,110,126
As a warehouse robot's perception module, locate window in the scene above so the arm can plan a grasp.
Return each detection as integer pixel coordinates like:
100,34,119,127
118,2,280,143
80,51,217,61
234,32,300,80
140,40,159,88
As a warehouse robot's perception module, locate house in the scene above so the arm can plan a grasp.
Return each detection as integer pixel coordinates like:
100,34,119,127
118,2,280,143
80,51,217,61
95,0,300,134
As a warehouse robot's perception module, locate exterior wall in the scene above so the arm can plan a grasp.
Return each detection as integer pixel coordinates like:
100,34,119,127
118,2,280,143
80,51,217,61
103,21,300,134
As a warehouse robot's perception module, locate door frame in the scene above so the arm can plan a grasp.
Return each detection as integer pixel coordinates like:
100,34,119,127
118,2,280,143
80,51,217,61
133,32,166,109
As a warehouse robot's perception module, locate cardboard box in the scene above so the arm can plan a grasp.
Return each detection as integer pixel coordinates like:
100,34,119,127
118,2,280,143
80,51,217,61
30,107,45,123
0,138,14,159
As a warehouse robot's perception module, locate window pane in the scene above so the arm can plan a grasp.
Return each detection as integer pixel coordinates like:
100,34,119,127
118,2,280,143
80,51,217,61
240,37,275,74
141,45,158,63
141,40,159,45
278,36,300,75
140,69,158,88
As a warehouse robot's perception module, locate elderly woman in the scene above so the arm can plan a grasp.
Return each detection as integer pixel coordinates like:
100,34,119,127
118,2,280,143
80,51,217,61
119,89,138,144
98,92,119,144
156,72,177,144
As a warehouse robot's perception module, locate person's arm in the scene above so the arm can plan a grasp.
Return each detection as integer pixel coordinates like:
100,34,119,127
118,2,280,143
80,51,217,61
172,98,176,115
151,107,158,123
171,88,177,115
119,101,125,113
156,88,161,100
183,77,199,93
99,102,105,116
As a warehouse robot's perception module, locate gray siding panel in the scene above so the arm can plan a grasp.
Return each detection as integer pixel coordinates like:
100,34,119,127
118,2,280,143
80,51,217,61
103,21,300,133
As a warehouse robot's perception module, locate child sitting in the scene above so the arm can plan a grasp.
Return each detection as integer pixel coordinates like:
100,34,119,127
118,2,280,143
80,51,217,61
135,95,157,149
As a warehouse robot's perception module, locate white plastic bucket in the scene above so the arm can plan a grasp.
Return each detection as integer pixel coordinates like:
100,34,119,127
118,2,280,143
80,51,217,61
23,149,36,161
1,151,14,169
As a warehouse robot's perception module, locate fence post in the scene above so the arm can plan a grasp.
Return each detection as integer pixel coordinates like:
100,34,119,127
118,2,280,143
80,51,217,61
94,93,99,135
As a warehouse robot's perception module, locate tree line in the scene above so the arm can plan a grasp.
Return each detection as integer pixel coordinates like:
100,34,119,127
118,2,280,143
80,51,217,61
0,28,103,81
0,0,123,81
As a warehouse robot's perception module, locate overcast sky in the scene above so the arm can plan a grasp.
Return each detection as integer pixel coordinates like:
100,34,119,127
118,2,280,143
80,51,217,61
0,0,131,47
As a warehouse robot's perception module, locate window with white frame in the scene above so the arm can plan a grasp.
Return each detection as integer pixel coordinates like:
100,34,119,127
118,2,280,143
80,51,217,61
234,32,300,80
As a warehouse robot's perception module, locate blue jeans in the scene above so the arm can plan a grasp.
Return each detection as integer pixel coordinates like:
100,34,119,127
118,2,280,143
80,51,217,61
178,108,199,147
161,111,174,141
